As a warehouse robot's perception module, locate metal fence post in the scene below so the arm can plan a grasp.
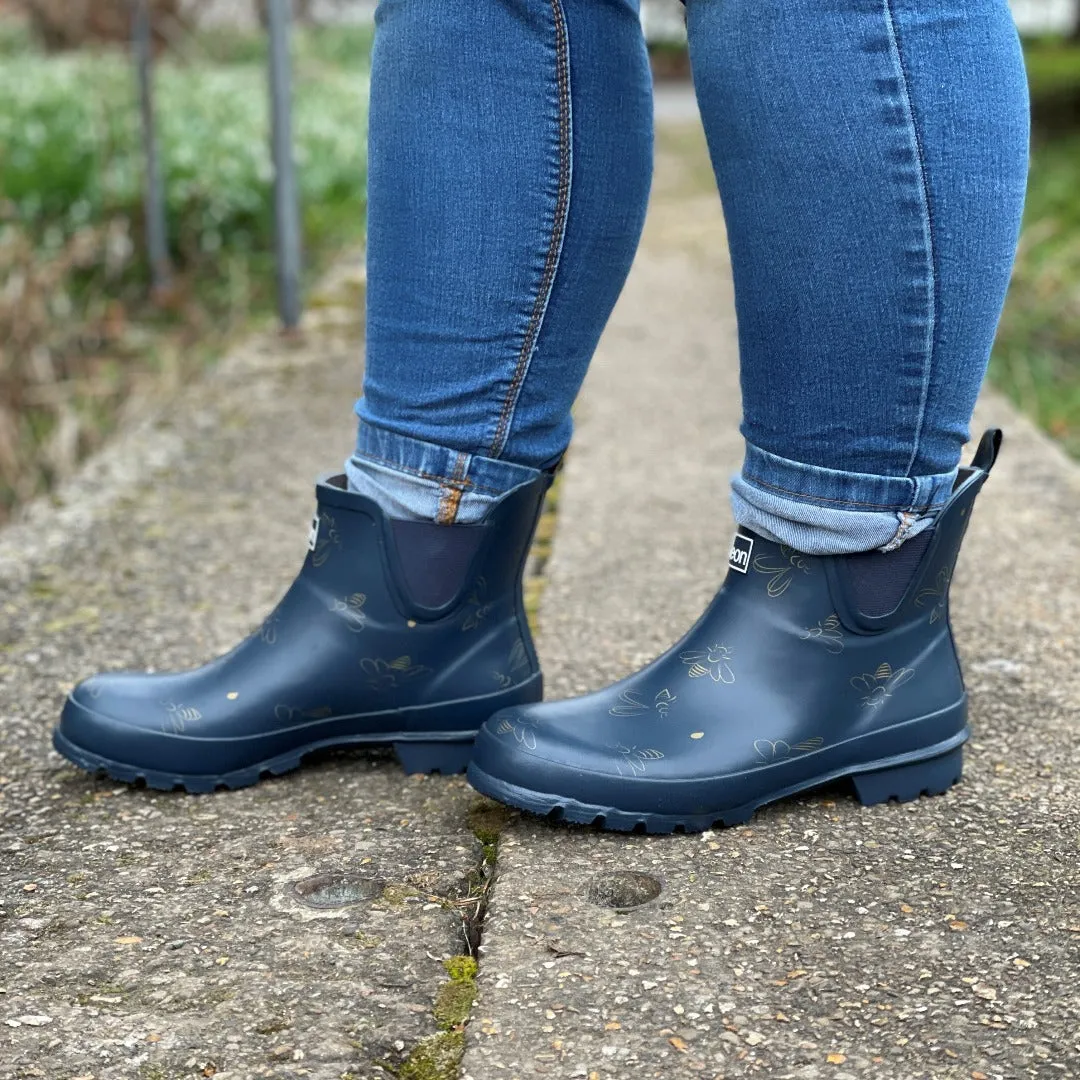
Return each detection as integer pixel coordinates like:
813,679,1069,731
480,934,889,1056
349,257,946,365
132,0,171,296
266,0,303,330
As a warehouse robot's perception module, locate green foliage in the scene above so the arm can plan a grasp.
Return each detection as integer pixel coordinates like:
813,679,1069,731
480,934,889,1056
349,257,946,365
991,132,1080,455
0,53,368,255
189,23,375,70
392,1032,465,1080
983,41,1080,456
439,955,478,1024
1024,38,1080,99
0,17,32,56
0,35,370,521
296,25,377,71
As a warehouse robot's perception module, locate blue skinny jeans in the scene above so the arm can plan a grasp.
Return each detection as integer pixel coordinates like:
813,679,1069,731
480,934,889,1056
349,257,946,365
345,0,1029,554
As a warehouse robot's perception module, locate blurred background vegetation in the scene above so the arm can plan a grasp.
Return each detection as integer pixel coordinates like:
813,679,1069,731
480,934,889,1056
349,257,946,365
993,38,1080,456
0,1,371,522
0,2,1078,525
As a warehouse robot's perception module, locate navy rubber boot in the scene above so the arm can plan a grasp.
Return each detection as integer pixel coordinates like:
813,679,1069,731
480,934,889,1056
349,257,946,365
467,431,1002,834
54,472,551,791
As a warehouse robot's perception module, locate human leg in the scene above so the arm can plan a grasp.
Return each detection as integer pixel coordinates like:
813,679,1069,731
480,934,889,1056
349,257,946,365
348,0,653,523
693,0,1029,554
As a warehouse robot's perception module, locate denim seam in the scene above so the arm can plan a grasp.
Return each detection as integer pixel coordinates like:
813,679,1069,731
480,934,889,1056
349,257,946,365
437,452,470,525
487,0,573,460
354,449,515,497
883,0,937,480
742,471,946,513
881,510,918,553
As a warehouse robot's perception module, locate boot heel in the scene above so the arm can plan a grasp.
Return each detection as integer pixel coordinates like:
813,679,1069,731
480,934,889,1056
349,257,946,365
394,740,474,776
850,746,963,807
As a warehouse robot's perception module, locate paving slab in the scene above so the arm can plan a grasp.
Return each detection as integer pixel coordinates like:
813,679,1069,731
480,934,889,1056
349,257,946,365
0,263,488,1080
463,134,1080,1078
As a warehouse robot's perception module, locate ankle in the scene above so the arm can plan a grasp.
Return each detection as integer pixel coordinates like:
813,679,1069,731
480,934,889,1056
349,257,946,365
346,424,542,524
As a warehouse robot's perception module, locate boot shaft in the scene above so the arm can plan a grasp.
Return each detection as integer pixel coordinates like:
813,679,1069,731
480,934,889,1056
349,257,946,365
825,429,1001,635
300,472,552,706
718,429,1003,722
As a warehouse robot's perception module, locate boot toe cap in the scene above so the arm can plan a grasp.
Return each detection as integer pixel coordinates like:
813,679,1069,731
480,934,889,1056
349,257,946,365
469,701,655,806
56,673,207,777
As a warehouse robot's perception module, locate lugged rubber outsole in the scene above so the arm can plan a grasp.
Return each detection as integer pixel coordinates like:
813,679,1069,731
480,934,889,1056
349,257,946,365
466,737,966,835
53,728,476,793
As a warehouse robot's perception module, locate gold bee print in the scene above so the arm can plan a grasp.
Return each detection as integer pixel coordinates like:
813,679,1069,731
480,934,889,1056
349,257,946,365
331,593,368,633
613,745,665,776
162,701,202,734
800,614,845,654
360,655,432,691
653,688,677,718
753,546,811,598
753,736,825,764
462,576,493,631
492,639,531,689
508,638,529,673
608,688,679,718
850,662,915,708
680,644,735,684
311,512,342,568
914,568,950,624
273,704,334,724
609,689,648,716
259,613,281,646
495,714,539,751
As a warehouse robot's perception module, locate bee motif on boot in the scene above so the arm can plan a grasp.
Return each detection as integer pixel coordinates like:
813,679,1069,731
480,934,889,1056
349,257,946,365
680,644,735,684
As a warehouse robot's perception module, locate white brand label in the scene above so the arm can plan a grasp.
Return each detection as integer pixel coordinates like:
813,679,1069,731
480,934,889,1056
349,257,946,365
729,534,754,574
307,513,320,552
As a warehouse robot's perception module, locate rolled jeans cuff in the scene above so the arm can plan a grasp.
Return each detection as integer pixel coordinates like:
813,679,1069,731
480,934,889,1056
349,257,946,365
732,441,958,555
345,423,543,525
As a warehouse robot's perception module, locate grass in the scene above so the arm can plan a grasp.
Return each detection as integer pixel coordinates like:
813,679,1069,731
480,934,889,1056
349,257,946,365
0,49,368,258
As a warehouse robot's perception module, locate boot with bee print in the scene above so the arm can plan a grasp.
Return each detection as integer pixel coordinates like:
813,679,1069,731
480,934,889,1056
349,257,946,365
467,431,1001,834
54,471,552,792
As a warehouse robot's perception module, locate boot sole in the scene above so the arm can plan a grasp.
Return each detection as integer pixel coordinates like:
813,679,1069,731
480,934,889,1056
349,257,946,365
466,731,967,835
53,728,477,793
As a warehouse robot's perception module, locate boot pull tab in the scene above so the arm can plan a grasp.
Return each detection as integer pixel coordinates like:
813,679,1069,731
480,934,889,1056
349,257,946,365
971,429,1003,475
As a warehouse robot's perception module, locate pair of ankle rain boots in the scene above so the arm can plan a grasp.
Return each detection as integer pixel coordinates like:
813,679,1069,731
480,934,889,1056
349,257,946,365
54,431,1001,833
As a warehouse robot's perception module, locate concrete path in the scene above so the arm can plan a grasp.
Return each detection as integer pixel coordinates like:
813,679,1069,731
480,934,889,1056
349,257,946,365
653,83,700,125
2,124,1079,1080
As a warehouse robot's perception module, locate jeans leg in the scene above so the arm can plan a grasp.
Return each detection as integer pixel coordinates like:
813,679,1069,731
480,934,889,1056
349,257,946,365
686,0,1029,553
348,0,653,523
